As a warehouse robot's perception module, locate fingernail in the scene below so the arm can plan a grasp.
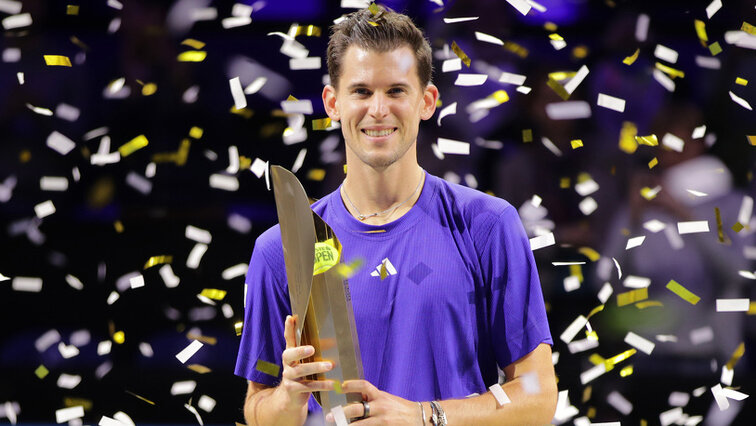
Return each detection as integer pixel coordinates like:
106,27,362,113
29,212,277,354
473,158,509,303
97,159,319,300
325,414,333,422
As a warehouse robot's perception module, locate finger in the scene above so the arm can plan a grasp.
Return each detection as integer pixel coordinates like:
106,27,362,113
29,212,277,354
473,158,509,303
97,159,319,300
325,402,367,423
281,345,314,367
289,360,333,379
341,380,379,400
280,377,334,396
284,314,296,349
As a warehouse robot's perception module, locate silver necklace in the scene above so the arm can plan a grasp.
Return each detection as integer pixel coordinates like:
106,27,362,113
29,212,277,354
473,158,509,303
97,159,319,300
342,169,424,221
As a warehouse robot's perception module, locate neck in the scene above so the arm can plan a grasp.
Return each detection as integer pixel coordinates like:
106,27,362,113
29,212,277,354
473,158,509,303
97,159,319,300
341,161,424,225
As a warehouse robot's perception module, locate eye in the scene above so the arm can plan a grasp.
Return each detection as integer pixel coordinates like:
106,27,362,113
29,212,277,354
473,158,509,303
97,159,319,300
353,88,371,96
388,87,405,95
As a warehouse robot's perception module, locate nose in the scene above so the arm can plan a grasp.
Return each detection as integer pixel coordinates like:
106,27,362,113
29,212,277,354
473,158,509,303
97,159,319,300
368,93,389,119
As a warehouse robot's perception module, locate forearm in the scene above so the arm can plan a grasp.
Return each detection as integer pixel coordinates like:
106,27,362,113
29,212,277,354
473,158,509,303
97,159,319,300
429,376,557,426
244,386,308,426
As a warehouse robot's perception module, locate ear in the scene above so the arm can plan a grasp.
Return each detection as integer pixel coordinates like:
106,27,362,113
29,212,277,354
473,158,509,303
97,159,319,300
419,84,439,121
322,85,340,121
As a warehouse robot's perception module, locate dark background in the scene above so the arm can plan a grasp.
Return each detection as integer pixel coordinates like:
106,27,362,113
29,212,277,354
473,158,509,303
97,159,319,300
1,0,754,424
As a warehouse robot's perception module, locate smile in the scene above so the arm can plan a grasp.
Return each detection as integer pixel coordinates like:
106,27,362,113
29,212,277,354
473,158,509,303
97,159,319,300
362,128,397,137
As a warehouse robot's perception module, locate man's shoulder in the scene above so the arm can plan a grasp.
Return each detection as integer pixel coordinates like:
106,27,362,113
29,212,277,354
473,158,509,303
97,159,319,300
429,173,514,218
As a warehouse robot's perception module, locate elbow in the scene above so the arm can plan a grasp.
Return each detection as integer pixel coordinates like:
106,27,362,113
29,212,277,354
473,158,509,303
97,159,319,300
537,376,558,425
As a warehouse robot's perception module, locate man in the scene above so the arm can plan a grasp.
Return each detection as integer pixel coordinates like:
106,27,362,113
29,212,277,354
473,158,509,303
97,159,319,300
236,6,556,425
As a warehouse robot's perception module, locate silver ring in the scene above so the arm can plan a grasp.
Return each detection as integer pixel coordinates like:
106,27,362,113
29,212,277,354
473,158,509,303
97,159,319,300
362,401,370,418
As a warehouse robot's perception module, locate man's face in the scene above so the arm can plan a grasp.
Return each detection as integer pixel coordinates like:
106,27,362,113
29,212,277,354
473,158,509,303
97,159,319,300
323,45,438,170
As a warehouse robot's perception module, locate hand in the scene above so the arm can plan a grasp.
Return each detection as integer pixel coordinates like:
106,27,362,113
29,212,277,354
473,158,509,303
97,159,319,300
325,380,422,425
275,314,335,412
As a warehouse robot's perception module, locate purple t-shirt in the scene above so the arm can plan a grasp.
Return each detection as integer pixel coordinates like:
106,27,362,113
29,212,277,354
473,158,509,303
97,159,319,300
235,171,552,412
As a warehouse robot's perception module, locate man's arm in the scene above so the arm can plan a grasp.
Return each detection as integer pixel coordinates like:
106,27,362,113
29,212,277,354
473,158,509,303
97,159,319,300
329,343,557,425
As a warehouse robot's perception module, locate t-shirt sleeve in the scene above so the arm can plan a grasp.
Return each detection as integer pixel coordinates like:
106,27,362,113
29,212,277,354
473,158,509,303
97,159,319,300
234,229,291,387
480,205,553,368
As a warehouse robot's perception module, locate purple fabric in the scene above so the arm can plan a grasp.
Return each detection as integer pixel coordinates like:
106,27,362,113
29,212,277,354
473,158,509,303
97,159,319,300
235,172,552,413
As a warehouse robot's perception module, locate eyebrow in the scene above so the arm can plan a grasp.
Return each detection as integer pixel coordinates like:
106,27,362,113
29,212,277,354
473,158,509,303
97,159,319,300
346,82,412,91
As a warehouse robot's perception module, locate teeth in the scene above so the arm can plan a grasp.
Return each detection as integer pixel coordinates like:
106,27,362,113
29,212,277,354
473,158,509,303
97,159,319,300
364,128,394,137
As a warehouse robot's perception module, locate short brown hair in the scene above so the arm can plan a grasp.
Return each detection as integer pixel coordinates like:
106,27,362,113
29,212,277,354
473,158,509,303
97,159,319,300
327,5,433,88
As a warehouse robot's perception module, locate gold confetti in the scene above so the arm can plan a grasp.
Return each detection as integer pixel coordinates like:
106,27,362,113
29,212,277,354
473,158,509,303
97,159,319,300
70,36,89,51
648,157,658,169
725,342,745,370
578,247,601,261
292,25,322,37
368,2,380,15
732,222,744,233
589,353,605,366
113,331,125,344
559,177,570,188
617,288,648,307
181,39,206,49
333,381,343,394
622,48,640,65
522,129,533,143
586,304,604,320
605,348,636,369
750,302,756,315
312,117,332,130
635,300,663,309
694,20,708,46
571,139,584,149
20,150,31,163
187,364,212,374
742,21,756,36
572,45,588,59
177,51,207,62
619,365,634,377
586,330,598,341
126,390,155,405
748,135,756,146
655,62,685,79
234,321,243,336
587,407,596,418
307,169,325,181
186,332,217,345
66,5,80,15
368,21,379,27
335,258,364,279
380,261,388,280
570,264,584,282
200,288,227,300
715,207,725,243
640,187,659,200
619,121,638,154
343,164,348,174
286,94,298,101
735,77,748,86
549,33,564,42
118,135,149,157
665,280,700,305
239,156,252,170
503,41,528,58
546,76,571,101
582,386,592,403
144,255,172,269
176,139,190,165
544,22,558,32
141,83,157,96
451,41,471,67
255,359,280,377
35,364,49,379
490,90,509,104
189,126,203,139
114,220,124,233
44,55,72,67
709,41,722,56
635,134,658,146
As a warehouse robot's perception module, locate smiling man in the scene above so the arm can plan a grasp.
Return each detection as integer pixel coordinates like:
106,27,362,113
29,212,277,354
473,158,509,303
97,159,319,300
236,6,556,425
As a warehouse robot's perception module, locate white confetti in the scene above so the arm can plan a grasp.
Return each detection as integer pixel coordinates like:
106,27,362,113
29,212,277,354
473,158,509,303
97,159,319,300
668,392,690,407
540,137,562,156
232,3,253,17
186,225,212,244
97,340,112,356
654,44,679,64
597,93,626,112
737,196,753,228
250,158,268,178
442,58,462,72
106,291,119,305
690,326,714,345
506,0,531,16
568,337,599,353
186,243,208,269
40,176,68,191
574,179,599,196
498,71,526,85
126,172,152,195
289,57,321,70
198,395,216,412
292,149,307,173
437,102,457,126
607,391,633,415
563,65,589,95
222,16,252,29
643,219,667,233
677,220,709,234
56,406,84,423
175,340,203,364
170,380,197,395
545,101,591,120
706,0,722,19
57,373,81,389
46,131,76,155
443,16,479,23
721,388,749,401
226,146,240,174
209,174,239,191
626,235,646,250
129,275,145,289
711,384,730,410
454,73,487,86
721,365,733,386
560,315,587,344
489,383,511,405
98,416,126,426
12,276,42,292
0,0,22,14
2,12,31,30
635,13,650,42
695,56,721,69
281,99,313,115
222,263,248,280
692,125,706,139
55,103,80,122
2,47,21,62
229,77,247,110
662,133,685,152
159,264,180,288
35,329,61,352
580,363,607,385
34,200,56,219
437,137,470,155
715,298,750,312
529,232,555,251
728,91,752,110
623,275,651,288
58,342,79,359
660,407,684,426
563,275,581,292
625,331,655,355
597,282,613,304
653,68,676,92
244,76,267,94
475,31,504,45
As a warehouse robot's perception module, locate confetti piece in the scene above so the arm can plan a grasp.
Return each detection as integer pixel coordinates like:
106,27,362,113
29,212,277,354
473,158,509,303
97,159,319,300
574,178,599,196
721,388,748,401
506,0,531,16
624,332,654,355
437,137,470,155
222,16,252,29
545,101,591,120
331,405,348,426
653,69,676,92
640,186,661,200
177,51,207,62
711,384,729,410
57,373,81,389
655,62,685,79
522,129,533,142
234,321,243,336
597,93,626,112
716,299,750,312
176,340,203,364
47,131,76,155
530,232,555,251
721,365,734,386
437,102,457,126
728,91,752,110
498,72,526,86
198,395,216,413
181,39,205,49
170,380,196,395
2,13,32,30
290,57,321,70
250,158,268,178
66,5,79,15
229,77,246,110
564,65,589,94
696,55,721,69
281,99,313,115
56,406,84,423
188,364,212,374
690,326,714,345
209,174,239,191
186,243,208,269
654,44,678,63
43,55,72,67
580,363,607,385
560,315,588,344
705,0,722,19
709,41,722,55
623,275,650,288
451,41,471,67
676,220,709,234
129,275,145,289
159,264,180,288
541,137,562,156
34,200,56,219
312,118,332,130
443,16,479,23
579,197,597,215
607,391,632,415
635,300,663,309
664,280,700,305
661,133,684,152
200,289,227,300
488,383,511,405
475,31,504,46
597,282,613,304
118,135,149,157
625,235,645,250
546,77,571,100
0,0,22,14
617,288,648,307
255,358,280,377
454,73,487,86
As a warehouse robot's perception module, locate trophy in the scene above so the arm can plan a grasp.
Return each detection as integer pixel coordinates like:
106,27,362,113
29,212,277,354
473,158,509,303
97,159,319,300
270,165,364,419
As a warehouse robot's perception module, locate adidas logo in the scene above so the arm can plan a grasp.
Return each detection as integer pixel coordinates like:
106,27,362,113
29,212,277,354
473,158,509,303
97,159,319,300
370,258,397,280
